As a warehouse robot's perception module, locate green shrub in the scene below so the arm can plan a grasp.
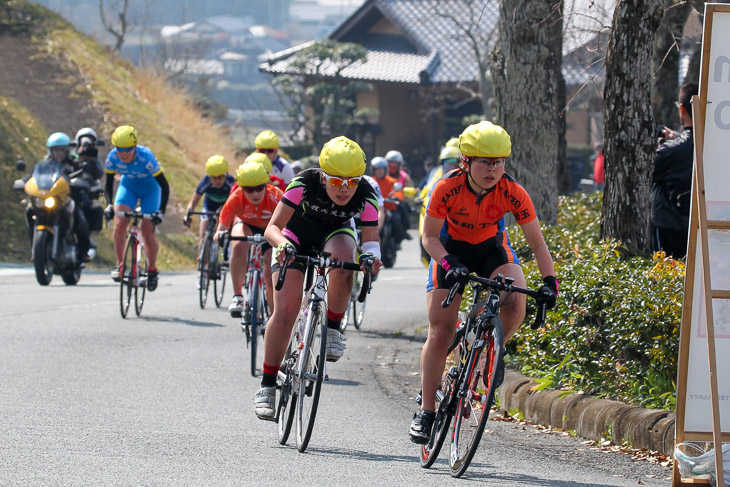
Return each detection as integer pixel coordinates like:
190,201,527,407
506,192,682,410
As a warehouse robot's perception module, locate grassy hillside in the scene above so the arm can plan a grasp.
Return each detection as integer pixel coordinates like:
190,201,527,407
0,0,239,268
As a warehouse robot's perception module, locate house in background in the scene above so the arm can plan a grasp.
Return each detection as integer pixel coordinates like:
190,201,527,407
260,0,604,178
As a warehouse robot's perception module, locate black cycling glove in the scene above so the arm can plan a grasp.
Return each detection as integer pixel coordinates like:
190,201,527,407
441,255,468,290
536,275,558,310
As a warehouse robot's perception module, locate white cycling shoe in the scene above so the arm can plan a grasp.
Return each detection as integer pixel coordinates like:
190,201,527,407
253,386,276,421
325,329,346,362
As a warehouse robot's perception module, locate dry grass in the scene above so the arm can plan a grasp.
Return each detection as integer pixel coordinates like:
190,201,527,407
134,68,239,175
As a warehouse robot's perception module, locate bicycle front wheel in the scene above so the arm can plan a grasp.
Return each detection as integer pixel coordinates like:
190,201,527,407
353,295,366,330
134,245,147,316
449,317,504,478
198,237,212,309
214,252,227,308
277,327,299,445
248,269,262,377
119,236,137,319
295,305,326,452
420,342,459,468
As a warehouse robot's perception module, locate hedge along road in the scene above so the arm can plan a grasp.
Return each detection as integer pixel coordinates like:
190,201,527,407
0,234,670,486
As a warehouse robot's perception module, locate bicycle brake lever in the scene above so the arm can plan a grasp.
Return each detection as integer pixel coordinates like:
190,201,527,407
531,303,547,330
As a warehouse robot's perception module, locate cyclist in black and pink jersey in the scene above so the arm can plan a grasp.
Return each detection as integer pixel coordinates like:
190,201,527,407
409,121,558,444
253,136,383,421
183,155,236,256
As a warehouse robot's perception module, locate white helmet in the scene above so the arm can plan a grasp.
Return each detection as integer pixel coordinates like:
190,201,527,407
385,150,404,166
75,127,98,146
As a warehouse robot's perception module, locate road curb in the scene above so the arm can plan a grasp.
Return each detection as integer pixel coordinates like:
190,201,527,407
498,370,675,455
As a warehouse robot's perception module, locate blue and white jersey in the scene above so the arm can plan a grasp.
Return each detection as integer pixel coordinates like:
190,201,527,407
104,145,162,181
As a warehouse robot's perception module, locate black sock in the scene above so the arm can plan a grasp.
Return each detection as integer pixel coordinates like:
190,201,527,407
261,373,276,388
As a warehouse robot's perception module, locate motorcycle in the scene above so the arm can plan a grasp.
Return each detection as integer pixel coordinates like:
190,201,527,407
13,159,103,285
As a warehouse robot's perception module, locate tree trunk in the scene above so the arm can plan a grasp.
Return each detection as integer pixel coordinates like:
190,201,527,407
490,0,564,225
601,0,664,253
652,0,691,128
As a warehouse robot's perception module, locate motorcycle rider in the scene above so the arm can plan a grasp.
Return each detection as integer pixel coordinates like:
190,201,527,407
372,157,407,247
384,150,413,241
40,132,93,262
72,127,105,244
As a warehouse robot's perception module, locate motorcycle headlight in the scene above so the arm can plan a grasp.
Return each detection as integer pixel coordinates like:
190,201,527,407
44,197,56,209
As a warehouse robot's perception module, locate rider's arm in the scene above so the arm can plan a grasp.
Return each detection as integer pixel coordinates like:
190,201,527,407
104,171,115,206
264,202,296,266
521,218,555,278
186,192,202,213
422,214,448,264
154,172,170,213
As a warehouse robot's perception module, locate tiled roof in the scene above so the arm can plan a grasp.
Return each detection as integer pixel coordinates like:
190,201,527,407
260,0,600,87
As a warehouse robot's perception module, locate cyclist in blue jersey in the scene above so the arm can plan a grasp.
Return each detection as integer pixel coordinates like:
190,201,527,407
183,155,235,254
103,125,169,291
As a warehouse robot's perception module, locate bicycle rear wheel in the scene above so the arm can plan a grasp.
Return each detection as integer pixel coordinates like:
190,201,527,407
248,269,262,377
134,245,147,316
198,237,212,309
420,343,460,468
119,236,136,319
295,304,326,452
449,317,504,478
277,327,299,445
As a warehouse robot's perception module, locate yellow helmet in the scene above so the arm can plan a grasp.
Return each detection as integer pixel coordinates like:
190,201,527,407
319,136,366,178
205,155,228,177
244,151,272,173
439,146,460,162
254,129,279,149
235,162,269,187
459,121,511,158
111,125,138,148
445,137,460,148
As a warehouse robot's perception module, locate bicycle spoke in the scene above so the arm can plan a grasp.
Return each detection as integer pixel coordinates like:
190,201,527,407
295,306,326,452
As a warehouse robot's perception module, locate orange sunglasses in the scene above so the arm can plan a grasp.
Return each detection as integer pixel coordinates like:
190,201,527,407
321,172,361,189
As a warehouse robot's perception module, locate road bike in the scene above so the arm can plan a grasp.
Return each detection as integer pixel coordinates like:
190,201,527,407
118,210,152,319
222,232,269,377
187,210,227,309
275,251,372,452
418,271,548,477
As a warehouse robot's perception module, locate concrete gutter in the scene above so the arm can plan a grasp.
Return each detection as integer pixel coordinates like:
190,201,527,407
498,370,676,455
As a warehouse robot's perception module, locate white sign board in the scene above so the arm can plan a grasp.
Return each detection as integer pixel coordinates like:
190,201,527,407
683,10,730,434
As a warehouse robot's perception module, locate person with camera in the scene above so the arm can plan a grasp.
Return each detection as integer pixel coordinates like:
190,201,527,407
72,128,105,248
651,82,698,259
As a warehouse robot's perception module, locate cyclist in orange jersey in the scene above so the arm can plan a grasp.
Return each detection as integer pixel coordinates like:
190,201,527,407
214,162,283,318
409,121,558,444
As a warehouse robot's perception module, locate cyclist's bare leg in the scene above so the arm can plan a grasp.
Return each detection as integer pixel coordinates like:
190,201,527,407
229,221,251,295
491,263,527,342
140,218,158,269
262,248,274,313
112,203,132,264
322,233,356,314
420,289,462,412
263,269,305,367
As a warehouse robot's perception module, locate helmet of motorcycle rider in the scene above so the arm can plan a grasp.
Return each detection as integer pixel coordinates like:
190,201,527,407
111,125,139,148
371,156,387,170
244,151,272,173
46,132,71,148
235,161,270,187
74,127,98,146
459,121,511,159
254,129,280,149
319,136,366,178
205,155,229,177
384,150,404,167
439,146,460,163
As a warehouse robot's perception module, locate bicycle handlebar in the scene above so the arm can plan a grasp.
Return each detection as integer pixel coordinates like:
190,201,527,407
441,272,548,329
187,210,218,217
275,252,368,292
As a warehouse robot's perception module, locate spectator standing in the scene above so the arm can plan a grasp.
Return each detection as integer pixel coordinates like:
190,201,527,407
650,82,698,259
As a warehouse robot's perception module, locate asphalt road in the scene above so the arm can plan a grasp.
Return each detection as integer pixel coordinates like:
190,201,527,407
0,234,671,486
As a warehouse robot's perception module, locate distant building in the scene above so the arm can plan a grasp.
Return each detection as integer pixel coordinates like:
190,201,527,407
261,0,603,172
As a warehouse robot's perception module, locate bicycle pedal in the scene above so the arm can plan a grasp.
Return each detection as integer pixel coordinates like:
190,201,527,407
324,374,329,381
